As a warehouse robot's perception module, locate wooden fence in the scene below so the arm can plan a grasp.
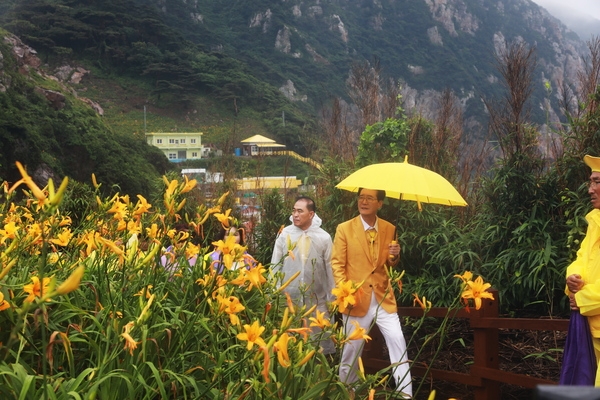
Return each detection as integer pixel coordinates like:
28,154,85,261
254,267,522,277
361,289,569,400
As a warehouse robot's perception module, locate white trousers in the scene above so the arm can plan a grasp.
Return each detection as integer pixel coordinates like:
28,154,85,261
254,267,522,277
339,292,412,397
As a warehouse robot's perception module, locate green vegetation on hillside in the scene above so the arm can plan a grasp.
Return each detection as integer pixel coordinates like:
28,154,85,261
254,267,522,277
0,28,171,197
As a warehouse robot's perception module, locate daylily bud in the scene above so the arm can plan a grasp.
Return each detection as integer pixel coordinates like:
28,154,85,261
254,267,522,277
276,270,301,293
297,349,315,366
56,265,85,295
49,176,69,206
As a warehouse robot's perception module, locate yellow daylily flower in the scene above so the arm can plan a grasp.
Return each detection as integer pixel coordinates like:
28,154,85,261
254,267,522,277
273,332,292,367
453,271,473,284
461,276,494,310
179,176,197,194
91,173,100,189
0,221,18,240
78,230,100,256
23,276,52,303
132,195,152,216
345,321,372,342
0,292,10,311
121,322,140,356
244,264,267,291
215,209,232,229
99,237,125,257
50,228,72,247
216,191,230,206
218,295,246,326
331,280,359,313
146,223,160,239
285,234,296,261
126,220,141,235
286,326,311,342
134,285,153,299
185,242,200,261
236,320,267,350
107,199,128,221
309,309,332,329
164,178,178,199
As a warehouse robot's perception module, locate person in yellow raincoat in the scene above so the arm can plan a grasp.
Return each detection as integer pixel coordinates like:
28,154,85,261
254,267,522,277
566,154,600,386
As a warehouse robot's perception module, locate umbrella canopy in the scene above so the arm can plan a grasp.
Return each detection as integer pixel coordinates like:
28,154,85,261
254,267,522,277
336,157,467,208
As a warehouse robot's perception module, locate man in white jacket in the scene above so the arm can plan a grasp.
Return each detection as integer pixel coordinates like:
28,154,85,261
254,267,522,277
271,195,335,354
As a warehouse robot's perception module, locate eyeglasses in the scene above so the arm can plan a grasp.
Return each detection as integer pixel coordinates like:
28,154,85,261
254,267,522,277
358,195,378,202
588,180,600,189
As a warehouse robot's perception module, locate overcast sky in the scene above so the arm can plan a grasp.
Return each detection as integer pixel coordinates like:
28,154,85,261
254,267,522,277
531,0,600,21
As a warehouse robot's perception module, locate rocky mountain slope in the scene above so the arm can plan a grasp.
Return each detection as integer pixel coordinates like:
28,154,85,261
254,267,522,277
160,0,587,126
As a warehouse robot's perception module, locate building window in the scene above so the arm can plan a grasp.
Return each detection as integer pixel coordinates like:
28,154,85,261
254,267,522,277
191,139,196,144
180,139,186,144
168,153,177,159
169,139,175,144
156,139,162,144
192,152,198,157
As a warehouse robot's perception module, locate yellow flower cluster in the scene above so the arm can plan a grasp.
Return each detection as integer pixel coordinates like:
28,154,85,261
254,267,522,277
454,271,495,310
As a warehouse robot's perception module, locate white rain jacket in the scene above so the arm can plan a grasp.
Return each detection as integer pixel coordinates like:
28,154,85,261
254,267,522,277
271,214,335,354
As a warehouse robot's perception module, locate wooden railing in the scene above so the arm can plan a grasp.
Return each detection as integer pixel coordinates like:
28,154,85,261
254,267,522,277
361,289,569,400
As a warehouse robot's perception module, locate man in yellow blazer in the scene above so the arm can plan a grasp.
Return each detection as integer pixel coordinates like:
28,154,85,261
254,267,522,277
332,188,412,397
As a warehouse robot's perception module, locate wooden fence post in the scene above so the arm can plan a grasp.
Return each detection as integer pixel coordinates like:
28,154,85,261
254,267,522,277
471,288,500,400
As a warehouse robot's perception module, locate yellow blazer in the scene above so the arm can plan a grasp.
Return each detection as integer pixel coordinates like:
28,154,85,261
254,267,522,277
331,216,399,317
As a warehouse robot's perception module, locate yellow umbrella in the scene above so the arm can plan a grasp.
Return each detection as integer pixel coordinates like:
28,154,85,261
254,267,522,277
335,156,467,210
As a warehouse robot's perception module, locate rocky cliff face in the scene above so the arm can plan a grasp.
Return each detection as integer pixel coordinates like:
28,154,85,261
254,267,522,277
1,33,103,115
166,0,587,134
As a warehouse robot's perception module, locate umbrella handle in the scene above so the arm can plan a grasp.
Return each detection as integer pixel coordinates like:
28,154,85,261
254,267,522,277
389,240,398,259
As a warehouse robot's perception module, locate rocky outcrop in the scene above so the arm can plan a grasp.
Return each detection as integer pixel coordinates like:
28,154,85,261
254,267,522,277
279,80,307,102
1,33,103,115
424,0,479,36
330,14,348,43
250,9,272,33
34,88,66,110
275,26,292,53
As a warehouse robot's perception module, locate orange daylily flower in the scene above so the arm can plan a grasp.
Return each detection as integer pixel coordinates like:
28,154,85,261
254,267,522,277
286,326,311,342
345,321,372,342
180,176,197,194
218,295,246,326
215,209,232,228
211,234,241,270
231,264,267,291
236,320,267,350
23,276,52,302
50,228,72,247
132,195,152,216
453,271,474,284
244,264,267,291
78,230,100,256
309,309,332,329
412,293,432,311
274,332,292,367
121,322,140,356
461,276,494,310
134,285,153,299
0,292,10,311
